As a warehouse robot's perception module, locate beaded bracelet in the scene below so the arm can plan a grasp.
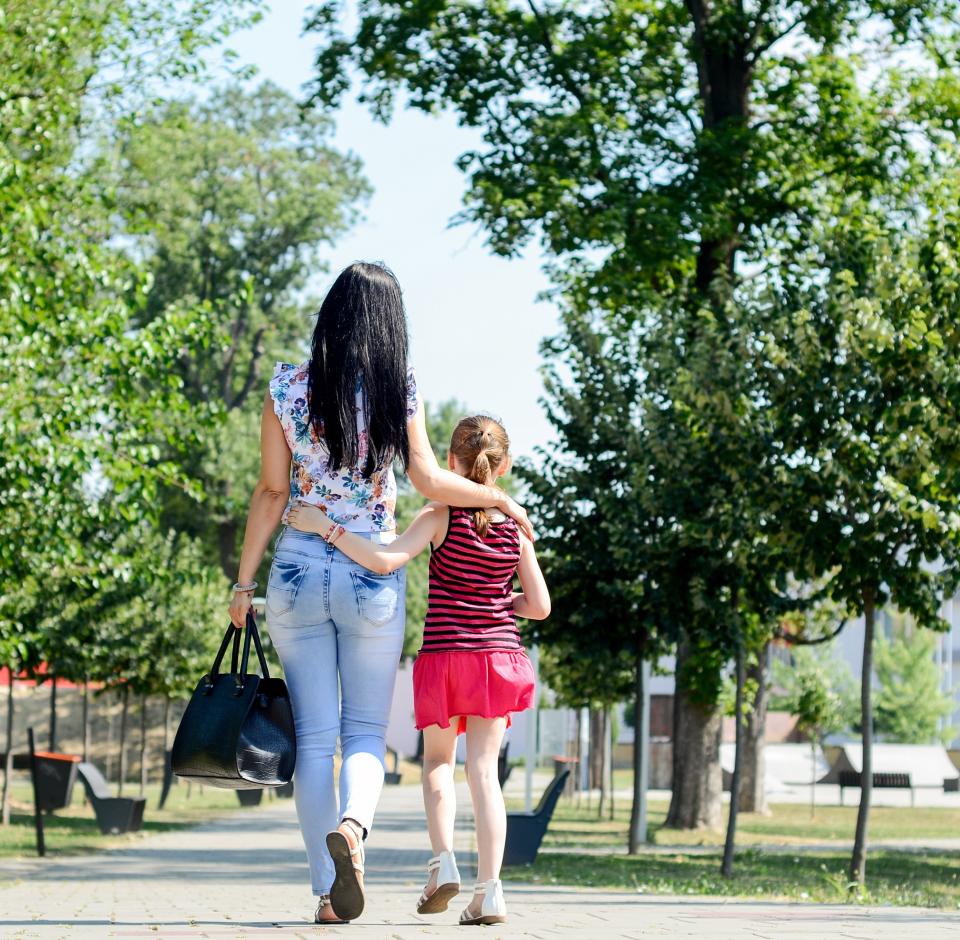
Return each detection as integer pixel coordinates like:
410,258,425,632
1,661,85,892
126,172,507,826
328,524,346,546
232,580,258,593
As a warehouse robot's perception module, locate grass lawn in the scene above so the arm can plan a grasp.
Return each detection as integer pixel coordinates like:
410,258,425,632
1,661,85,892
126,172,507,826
520,797,960,847
503,796,960,907
509,848,960,907
0,779,253,861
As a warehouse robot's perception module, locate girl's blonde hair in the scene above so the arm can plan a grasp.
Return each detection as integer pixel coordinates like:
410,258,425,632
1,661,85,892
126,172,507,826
449,415,510,538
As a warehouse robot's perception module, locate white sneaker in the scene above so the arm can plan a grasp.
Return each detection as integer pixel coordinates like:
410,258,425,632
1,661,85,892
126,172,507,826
459,879,507,926
417,850,461,914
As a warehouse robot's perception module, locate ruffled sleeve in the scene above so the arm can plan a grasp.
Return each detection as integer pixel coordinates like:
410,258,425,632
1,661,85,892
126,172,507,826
268,361,297,423
405,365,420,419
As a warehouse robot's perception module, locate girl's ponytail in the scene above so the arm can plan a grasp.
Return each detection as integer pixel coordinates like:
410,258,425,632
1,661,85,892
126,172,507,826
449,416,510,539
469,449,493,537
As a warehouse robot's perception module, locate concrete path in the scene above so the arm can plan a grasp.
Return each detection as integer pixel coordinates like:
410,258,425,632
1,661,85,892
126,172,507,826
1,783,958,939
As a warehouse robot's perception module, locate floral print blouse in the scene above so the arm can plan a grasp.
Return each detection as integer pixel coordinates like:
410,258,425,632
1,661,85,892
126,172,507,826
269,361,420,533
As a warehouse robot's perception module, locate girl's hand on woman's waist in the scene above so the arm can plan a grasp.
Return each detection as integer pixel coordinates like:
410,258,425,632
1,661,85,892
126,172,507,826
286,500,332,537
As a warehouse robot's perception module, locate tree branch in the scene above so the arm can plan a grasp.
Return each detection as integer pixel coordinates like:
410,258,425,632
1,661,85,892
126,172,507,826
230,325,267,410
775,618,847,646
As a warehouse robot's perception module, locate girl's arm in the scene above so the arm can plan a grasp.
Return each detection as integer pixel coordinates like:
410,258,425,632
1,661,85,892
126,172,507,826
513,534,551,620
286,501,446,575
229,391,292,627
405,400,535,542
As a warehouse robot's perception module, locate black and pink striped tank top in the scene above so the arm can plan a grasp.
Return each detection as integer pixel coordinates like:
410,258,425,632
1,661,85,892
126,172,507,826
420,508,523,654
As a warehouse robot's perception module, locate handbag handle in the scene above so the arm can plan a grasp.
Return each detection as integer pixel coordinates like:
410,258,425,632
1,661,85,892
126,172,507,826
236,611,271,690
204,613,268,694
206,624,241,690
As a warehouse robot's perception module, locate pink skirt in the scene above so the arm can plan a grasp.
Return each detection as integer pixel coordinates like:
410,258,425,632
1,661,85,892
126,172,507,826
413,650,536,735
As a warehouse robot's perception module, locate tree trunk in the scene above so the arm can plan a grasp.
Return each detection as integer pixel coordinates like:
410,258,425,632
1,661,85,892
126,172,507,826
574,708,583,805
722,640,746,876
597,707,608,819
665,645,723,830
105,694,115,783
589,709,605,791
609,705,616,821
118,686,130,797
163,695,171,752
628,654,649,852
739,642,770,814
139,693,148,795
810,738,817,820
1,674,14,825
48,674,57,753
850,588,876,887
82,677,90,762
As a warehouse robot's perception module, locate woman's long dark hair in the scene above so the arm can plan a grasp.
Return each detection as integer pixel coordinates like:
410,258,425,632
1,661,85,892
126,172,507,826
308,262,410,474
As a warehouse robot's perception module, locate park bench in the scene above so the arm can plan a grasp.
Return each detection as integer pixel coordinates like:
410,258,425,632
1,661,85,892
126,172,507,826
237,788,264,806
838,770,914,806
77,762,146,834
385,746,402,785
503,768,570,866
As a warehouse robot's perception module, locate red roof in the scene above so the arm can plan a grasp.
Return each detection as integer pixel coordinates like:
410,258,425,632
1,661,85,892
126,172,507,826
0,665,103,690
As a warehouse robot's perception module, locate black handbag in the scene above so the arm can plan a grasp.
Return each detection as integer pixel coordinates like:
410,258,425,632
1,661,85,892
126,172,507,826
171,612,296,789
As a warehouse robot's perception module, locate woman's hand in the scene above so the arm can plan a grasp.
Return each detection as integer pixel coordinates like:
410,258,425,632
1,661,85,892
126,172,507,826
286,500,330,536
229,589,253,629
501,494,535,542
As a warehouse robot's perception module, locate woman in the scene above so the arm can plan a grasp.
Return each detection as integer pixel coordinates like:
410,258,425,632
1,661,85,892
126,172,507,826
227,261,532,926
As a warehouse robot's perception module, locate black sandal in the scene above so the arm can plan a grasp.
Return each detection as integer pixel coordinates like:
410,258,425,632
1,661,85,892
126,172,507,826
327,818,366,921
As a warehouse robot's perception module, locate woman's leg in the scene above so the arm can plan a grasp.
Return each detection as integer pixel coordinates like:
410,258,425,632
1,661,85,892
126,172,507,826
266,548,340,898
421,722,459,895
464,716,509,892
332,563,406,833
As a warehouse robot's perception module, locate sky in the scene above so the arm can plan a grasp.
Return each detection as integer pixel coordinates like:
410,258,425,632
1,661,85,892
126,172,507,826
225,4,559,461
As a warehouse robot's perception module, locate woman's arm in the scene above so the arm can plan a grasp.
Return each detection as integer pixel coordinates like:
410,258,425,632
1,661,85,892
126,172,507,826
405,400,534,541
228,391,291,627
513,534,551,620
286,501,445,575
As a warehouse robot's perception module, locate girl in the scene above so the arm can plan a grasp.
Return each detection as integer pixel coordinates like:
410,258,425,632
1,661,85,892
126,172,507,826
288,414,550,926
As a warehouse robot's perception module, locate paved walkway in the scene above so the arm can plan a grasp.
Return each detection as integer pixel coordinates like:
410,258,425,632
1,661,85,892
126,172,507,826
1,783,958,939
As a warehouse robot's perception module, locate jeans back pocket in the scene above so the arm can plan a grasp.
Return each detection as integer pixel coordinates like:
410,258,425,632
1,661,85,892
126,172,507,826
350,569,400,627
267,557,310,616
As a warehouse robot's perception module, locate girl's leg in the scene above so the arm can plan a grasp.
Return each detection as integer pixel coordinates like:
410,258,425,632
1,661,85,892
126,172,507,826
421,721,460,895
464,716,509,894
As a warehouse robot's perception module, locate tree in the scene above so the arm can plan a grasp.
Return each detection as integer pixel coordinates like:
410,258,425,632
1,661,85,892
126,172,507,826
107,82,371,576
772,643,857,817
758,190,960,886
874,629,955,745
303,0,959,840
0,0,260,820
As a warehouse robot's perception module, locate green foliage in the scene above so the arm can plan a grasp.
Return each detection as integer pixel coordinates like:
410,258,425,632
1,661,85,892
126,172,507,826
306,0,960,672
873,630,955,745
0,1,264,691
104,81,371,575
771,646,858,741
307,0,960,859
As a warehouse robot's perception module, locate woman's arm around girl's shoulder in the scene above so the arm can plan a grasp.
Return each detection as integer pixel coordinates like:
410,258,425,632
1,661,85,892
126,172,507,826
513,533,551,621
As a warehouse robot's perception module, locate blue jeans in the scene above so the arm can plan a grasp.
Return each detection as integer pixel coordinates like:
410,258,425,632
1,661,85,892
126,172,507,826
265,526,406,895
